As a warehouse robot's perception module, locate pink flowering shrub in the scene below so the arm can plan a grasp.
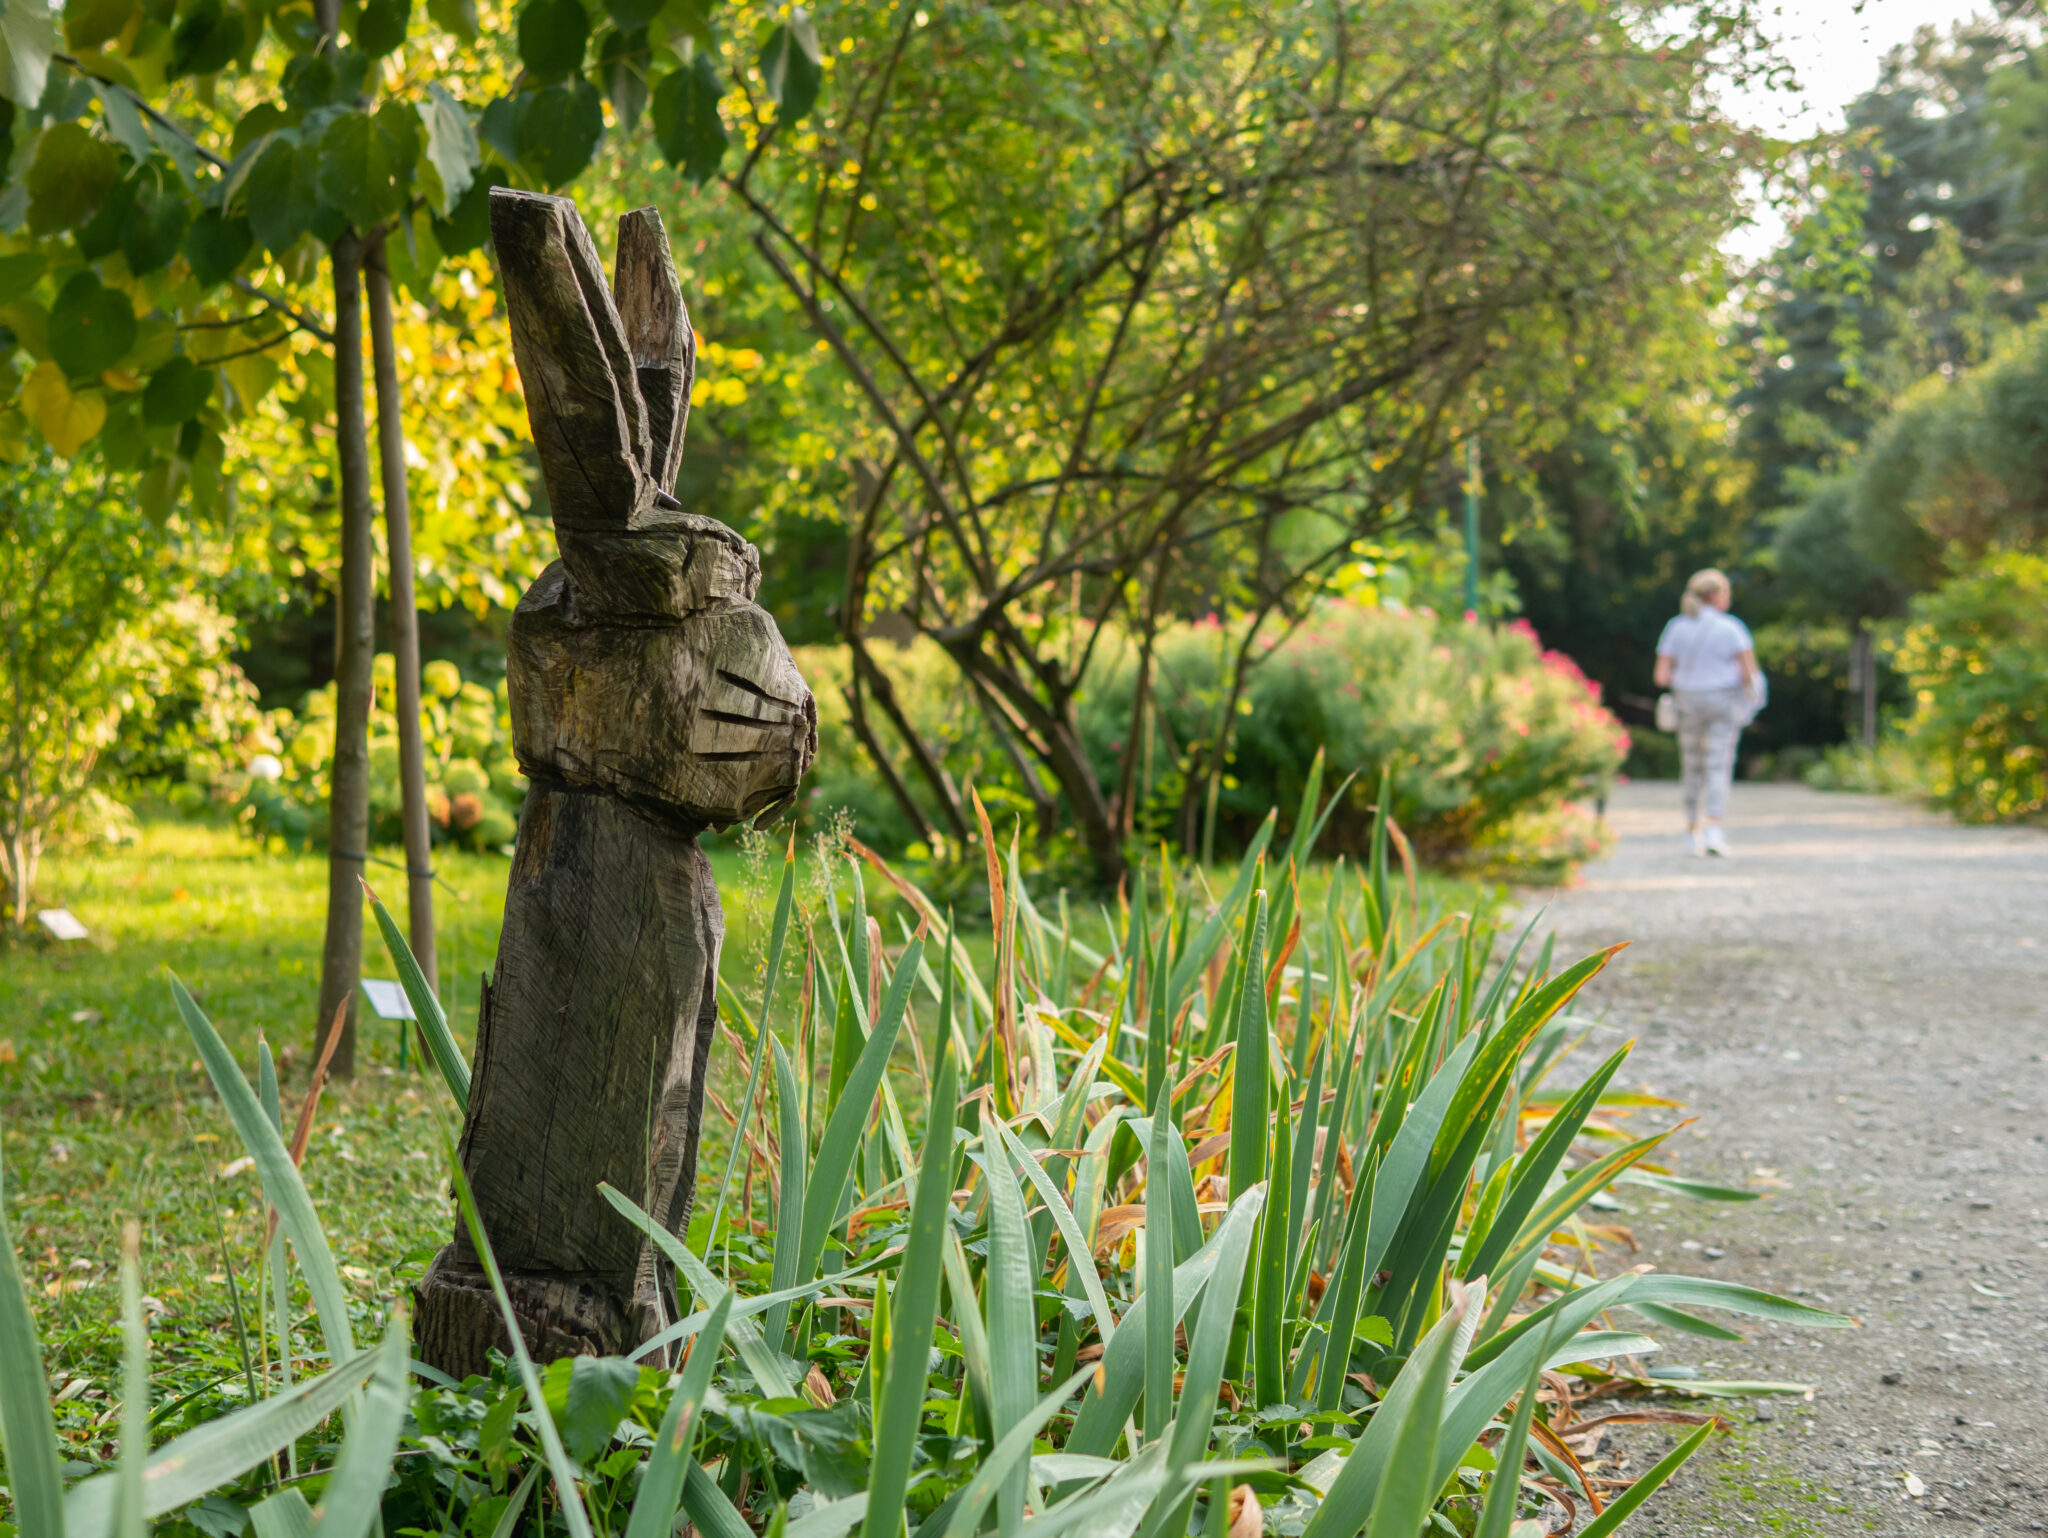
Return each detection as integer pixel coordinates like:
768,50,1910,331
1085,601,1627,867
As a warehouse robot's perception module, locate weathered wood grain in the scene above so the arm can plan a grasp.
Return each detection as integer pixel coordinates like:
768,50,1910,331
490,189,655,529
612,207,693,492
414,190,815,1378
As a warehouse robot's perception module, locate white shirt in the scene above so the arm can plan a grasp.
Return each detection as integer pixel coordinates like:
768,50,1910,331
1656,611,1753,692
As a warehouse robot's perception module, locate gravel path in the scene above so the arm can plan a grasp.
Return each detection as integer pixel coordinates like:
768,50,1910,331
1537,781,2048,1536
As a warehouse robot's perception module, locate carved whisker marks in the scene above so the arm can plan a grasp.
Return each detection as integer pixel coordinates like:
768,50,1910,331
716,668,806,711
699,706,800,728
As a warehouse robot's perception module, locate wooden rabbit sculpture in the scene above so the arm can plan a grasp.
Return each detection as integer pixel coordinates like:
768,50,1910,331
414,190,816,1377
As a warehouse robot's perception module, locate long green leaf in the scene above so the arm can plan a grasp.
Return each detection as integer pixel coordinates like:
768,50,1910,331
766,1034,809,1348
1474,1333,1548,1538
1488,1131,1675,1278
861,1038,958,1538
116,1226,145,1538
1145,1186,1265,1538
941,1231,997,1440
0,1140,66,1538
1299,1278,1485,1537
1142,1109,1175,1450
366,886,469,1111
599,1183,798,1400
934,1365,1096,1538
1629,1300,1745,1341
1363,1033,1478,1280
1251,1111,1290,1407
628,1254,890,1365
1064,1219,1237,1459
487,1466,540,1538
250,1490,315,1538
1617,1274,1854,1330
1360,1284,1466,1538
1313,1146,1377,1416
1574,1420,1716,1538
1430,949,1615,1179
981,1095,1040,1538
798,937,924,1290
1460,1043,1631,1282
171,975,355,1366
307,1310,410,1538
681,1460,756,1538
1616,1170,1761,1203
708,843,798,1252
1229,893,1270,1200
65,1346,385,1533
625,1292,731,1538
993,1116,1117,1348
1445,1270,1844,1493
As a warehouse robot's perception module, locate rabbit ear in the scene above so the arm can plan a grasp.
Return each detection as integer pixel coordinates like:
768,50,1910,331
613,207,694,494
490,187,656,528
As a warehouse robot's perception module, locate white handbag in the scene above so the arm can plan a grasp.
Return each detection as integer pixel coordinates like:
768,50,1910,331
1738,669,1768,726
1655,692,1678,733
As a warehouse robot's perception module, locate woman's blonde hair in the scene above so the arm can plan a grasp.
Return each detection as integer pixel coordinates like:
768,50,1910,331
1680,567,1731,618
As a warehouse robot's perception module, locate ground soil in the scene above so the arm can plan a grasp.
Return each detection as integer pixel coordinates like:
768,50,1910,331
1536,782,2048,1535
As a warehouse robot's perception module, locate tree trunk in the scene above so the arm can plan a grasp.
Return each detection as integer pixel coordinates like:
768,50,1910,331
414,193,815,1377
4,823,35,929
944,637,1125,886
365,234,437,994
314,231,376,1078
841,675,938,850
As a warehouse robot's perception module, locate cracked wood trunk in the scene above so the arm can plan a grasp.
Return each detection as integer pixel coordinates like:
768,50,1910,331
414,191,816,1378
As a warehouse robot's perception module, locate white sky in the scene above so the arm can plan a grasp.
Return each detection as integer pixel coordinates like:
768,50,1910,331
1718,0,1995,260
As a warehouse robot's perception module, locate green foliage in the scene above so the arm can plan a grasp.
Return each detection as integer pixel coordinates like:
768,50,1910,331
1801,318,2048,599
1884,549,2048,823
756,11,820,124
645,0,1763,880
1769,476,1907,624
48,273,137,379
1735,14,2048,519
0,800,1847,1535
650,51,727,185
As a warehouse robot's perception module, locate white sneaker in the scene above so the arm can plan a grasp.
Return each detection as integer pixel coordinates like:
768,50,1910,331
1704,826,1730,857
1686,829,1705,857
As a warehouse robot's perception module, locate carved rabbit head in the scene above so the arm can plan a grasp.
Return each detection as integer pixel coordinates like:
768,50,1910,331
492,189,817,829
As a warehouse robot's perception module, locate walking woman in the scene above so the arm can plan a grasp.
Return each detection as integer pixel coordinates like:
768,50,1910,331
1655,568,1760,856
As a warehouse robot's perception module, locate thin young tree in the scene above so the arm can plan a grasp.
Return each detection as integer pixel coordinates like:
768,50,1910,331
366,235,438,994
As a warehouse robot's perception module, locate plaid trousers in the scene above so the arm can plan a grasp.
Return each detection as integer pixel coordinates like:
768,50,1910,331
1676,686,1745,822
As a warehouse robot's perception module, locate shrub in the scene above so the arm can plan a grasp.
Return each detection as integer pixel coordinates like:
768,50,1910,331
0,802,1847,1537
1802,739,1926,797
788,605,1624,879
1884,549,2048,822
0,455,255,927
212,655,524,853
1086,603,1627,867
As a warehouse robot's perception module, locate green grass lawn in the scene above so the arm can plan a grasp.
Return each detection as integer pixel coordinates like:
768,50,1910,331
0,819,804,1451
0,814,1506,1460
